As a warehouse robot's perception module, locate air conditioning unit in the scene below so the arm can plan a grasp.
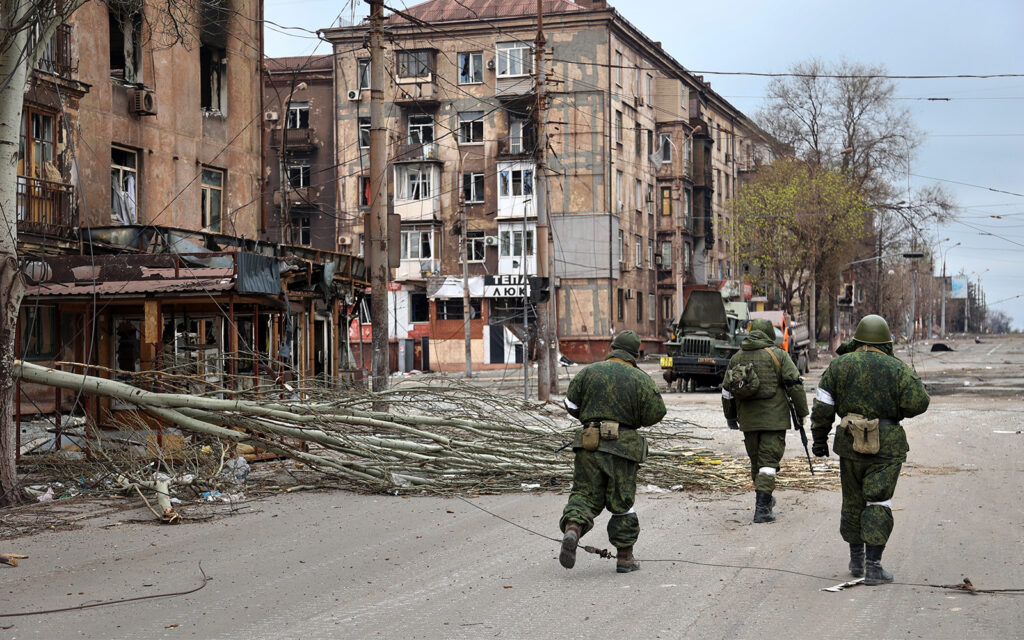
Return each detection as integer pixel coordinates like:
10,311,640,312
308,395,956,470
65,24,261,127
486,58,495,70
624,289,634,299
130,88,157,117
484,235,498,246
264,111,279,122
654,254,663,266
634,95,642,107
617,201,624,212
725,153,733,163
347,89,361,101
338,235,353,246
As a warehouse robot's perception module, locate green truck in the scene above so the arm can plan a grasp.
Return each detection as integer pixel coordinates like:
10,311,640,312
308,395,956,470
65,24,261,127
660,290,743,392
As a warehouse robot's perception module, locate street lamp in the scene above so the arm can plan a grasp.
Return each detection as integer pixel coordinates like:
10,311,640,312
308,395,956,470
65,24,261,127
965,268,989,333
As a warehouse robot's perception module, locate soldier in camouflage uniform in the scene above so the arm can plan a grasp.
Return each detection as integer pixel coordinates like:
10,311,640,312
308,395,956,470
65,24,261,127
559,330,666,573
722,319,809,523
810,315,930,585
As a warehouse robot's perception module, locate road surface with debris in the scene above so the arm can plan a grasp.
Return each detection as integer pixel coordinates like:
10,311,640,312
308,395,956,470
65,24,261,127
2,335,1022,639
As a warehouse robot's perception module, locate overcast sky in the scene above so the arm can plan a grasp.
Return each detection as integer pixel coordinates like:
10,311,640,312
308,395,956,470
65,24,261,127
265,0,1024,330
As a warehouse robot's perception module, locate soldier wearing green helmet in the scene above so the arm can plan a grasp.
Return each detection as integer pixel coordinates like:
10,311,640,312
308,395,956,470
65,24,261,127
810,314,930,585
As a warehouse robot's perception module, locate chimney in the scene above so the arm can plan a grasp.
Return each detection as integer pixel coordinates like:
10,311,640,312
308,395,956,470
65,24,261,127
575,0,609,8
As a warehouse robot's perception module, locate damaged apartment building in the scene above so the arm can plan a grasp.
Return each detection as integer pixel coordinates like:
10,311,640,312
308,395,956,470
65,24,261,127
322,0,772,368
15,0,367,457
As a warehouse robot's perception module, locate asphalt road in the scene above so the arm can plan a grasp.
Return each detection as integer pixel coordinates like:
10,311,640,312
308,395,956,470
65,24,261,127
2,336,1023,640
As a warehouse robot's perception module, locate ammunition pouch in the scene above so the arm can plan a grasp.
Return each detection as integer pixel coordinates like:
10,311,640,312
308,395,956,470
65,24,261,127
840,413,881,455
581,425,600,451
599,420,620,441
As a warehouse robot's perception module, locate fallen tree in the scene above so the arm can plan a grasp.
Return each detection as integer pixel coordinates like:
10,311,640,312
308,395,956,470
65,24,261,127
14,361,834,497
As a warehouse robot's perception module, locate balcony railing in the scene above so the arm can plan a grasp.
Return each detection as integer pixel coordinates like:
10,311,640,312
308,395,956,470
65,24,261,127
396,142,439,162
270,127,316,151
17,176,77,239
497,134,536,157
32,24,75,78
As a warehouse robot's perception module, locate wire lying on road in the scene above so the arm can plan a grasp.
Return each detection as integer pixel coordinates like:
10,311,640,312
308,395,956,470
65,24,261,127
455,497,1024,596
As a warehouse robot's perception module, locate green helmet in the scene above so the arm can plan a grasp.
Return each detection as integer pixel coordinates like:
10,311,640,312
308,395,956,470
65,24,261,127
854,314,892,344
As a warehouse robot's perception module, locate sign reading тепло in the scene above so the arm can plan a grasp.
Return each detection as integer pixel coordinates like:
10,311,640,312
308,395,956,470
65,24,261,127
483,275,531,298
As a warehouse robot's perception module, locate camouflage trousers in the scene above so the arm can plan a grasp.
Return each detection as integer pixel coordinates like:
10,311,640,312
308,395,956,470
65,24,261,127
560,449,640,548
743,430,787,494
839,457,902,546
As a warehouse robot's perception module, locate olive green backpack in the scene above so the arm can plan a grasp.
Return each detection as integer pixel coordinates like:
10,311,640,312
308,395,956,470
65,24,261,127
723,348,781,400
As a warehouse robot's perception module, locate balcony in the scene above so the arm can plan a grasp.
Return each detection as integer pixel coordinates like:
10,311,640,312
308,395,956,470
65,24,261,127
394,80,439,106
32,24,75,78
395,142,441,163
497,134,536,158
273,186,316,207
270,127,316,152
17,176,77,240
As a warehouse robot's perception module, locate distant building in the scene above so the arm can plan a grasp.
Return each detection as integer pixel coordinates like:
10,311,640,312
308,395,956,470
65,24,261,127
322,0,772,366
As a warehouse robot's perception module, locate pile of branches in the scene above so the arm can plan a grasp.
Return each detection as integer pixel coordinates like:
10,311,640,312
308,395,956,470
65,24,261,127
15,361,832,496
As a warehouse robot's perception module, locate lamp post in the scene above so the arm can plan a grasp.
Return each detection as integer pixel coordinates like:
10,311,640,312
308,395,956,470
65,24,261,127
965,268,989,333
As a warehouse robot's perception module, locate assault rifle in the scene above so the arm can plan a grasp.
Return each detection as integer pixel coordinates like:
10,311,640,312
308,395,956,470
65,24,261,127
789,399,814,474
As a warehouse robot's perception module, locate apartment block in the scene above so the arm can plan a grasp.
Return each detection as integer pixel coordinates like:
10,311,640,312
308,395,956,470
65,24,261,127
323,0,771,366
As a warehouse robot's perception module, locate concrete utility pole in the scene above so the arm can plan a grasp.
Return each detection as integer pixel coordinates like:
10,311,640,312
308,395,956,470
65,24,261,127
459,153,472,378
368,0,389,393
534,0,553,401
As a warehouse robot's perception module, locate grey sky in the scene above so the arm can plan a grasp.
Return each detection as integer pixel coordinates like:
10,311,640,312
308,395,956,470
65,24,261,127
264,0,1024,329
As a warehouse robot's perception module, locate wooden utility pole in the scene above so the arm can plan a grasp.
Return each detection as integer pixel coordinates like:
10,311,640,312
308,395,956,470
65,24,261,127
534,0,554,400
368,0,389,393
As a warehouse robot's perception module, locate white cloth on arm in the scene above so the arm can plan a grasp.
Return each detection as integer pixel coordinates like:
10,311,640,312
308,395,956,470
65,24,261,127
815,388,835,405
721,389,734,400
758,467,777,476
564,398,578,411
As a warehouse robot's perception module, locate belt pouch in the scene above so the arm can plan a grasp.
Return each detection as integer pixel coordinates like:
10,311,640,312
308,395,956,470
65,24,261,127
582,425,600,451
599,421,619,440
841,413,880,454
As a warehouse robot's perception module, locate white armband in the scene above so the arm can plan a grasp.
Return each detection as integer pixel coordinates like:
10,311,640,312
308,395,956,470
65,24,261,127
815,388,835,406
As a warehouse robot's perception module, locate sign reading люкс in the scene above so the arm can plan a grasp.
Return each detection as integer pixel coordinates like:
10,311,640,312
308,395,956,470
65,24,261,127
483,275,531,298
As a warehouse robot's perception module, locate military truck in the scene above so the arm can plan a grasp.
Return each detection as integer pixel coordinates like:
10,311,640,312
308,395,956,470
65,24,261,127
749,310,811,373
660,290,742,392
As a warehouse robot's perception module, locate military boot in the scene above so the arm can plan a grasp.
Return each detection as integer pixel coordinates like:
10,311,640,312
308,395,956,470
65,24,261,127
753,491,776,523
616,546,640,573
849,543,865,578
864,545,893,585
559,522,582,569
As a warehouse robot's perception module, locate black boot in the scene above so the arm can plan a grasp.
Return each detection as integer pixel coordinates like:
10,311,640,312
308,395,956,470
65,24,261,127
559,522,582,569
849,543,865,578
864,545,893,585
616,546,640,573
753,491,776,523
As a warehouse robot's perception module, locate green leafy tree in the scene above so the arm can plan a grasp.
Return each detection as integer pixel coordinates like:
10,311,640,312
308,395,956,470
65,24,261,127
730,159,869,320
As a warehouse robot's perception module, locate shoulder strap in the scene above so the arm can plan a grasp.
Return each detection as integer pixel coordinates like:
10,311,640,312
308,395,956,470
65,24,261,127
763,347,781,372
608,357,636,368
856,345,886,355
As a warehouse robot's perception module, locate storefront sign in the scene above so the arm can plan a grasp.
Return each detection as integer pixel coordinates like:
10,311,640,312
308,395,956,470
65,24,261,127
483,275,530,298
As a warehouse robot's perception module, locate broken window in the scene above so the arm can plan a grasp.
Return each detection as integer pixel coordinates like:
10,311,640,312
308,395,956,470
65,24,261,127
398,166,432,201
358,176,371,207
200,44,227,113
400,229,433,260
466,231,485,262
109,5,142,83
458,51,483,84
410,293,430,322
462,172,484,203
111,146,138,224
458,111,483,144
498,167,533,197
287,164,310,188
437,299,481,320
286,101,309,129
20,307,56,360
396,50,431,79
290,212,311,245
201,166,224,231
18,106,56,182
358,117,370,148
357,59,370,89
408,114,434,144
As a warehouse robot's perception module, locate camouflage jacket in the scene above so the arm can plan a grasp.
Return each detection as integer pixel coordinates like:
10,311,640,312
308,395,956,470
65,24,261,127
722,330,809,431
810,346,930,461
565,348,666,462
